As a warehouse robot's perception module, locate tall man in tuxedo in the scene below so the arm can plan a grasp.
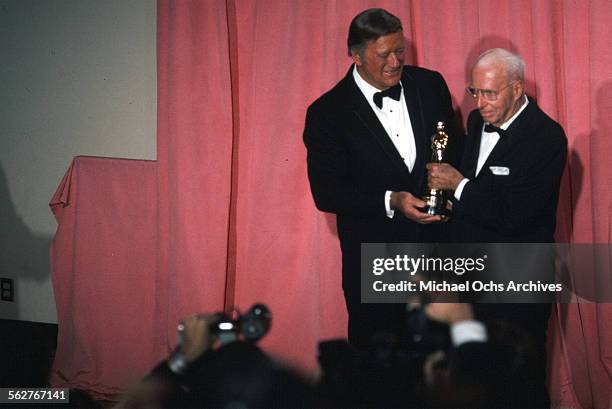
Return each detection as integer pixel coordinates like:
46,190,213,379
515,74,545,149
427,48,567,407
303,8,458,348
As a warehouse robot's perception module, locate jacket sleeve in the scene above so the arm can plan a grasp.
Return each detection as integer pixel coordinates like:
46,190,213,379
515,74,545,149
303,104,387,217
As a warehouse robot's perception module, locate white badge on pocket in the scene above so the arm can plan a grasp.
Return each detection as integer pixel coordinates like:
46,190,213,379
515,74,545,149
489,166,510,175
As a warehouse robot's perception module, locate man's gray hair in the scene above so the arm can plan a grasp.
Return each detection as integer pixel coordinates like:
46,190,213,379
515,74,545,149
474,48,525,81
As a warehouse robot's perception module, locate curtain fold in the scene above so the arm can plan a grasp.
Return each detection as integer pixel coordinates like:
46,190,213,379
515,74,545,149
156,0,234,352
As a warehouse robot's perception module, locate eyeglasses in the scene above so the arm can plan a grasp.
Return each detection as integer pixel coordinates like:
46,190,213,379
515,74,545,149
466,81,517,101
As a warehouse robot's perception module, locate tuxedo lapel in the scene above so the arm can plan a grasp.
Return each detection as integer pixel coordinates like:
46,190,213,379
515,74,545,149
478,100,534,174
344,70,412,179
480,131,513,172
401,72,427,188
463,115,483,179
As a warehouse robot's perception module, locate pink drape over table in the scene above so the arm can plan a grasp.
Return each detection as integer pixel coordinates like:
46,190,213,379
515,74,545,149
49,156,158,398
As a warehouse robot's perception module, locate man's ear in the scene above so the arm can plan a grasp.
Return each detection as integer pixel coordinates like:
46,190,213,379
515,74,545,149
513,80,525,101
351,51,363,67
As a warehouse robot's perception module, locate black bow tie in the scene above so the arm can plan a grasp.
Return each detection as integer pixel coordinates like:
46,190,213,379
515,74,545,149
484,123,506,136
373,84,402,109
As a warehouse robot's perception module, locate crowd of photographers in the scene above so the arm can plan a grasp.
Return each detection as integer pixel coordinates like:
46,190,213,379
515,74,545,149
108,302,545,409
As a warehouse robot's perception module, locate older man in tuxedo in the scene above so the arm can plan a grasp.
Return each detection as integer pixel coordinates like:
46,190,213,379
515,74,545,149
427,48,567,407
428,48,567,244
303,8,458,349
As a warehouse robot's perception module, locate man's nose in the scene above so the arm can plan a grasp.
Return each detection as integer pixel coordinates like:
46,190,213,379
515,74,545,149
387,53,401,67
476,93,488,109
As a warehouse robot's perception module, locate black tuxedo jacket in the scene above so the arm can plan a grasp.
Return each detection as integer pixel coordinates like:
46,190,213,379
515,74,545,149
451,98,567,243
452,101,567,399
303,65,457,295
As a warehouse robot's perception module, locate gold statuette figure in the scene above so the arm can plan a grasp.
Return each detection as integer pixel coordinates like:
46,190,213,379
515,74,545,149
422,121,450,220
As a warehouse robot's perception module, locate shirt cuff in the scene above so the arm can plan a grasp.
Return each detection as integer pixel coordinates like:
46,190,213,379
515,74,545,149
385,191,395,218
454,178,470,200
450,320,488,347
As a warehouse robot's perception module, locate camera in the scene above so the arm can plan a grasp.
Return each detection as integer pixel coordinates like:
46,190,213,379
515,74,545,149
210,303,271,344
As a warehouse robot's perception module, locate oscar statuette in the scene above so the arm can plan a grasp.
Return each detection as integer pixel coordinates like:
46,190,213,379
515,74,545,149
422,121,450,221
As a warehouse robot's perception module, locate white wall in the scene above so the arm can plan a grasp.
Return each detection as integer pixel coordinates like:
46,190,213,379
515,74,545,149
0,0,157,323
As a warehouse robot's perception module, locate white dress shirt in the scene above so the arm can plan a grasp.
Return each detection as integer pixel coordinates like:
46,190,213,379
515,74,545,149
352,66,417,217
454,95,529,200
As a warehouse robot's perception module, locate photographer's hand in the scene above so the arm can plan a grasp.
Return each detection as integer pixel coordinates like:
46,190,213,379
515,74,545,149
424,303,474,325
424,303,487,347
179,314,216,362
118,315,219,405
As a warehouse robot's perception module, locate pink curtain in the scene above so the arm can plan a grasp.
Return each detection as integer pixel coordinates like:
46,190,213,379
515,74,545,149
156,0,612,406
156,0,234,354
49,0,611,406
